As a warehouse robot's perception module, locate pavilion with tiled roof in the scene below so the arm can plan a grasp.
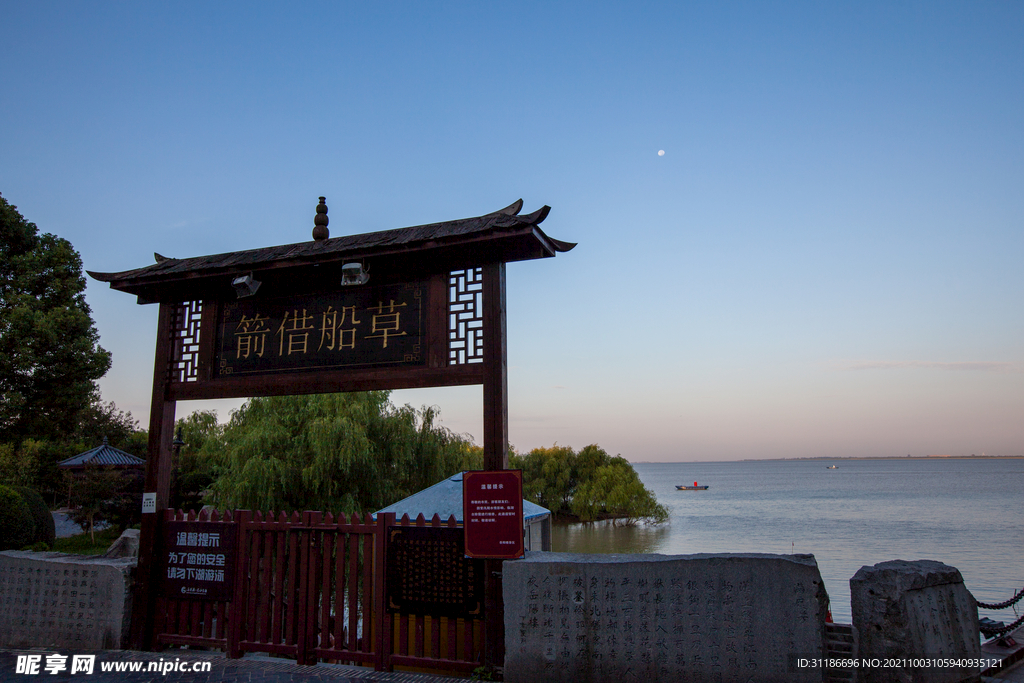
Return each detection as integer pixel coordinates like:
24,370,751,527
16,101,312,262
57,437,146,470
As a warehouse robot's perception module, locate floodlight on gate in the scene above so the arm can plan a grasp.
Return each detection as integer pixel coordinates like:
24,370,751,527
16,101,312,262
231,273,261,298
341,262,369,286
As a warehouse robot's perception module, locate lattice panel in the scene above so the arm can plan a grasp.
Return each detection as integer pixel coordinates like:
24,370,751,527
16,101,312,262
170,300,203,383
449,268,483,365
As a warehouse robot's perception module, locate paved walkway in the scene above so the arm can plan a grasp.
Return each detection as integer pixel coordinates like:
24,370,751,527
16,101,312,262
986,657,1024,682
0,649,473,683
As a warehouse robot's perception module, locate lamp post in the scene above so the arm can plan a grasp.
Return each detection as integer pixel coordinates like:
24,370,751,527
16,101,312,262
170,428,185,509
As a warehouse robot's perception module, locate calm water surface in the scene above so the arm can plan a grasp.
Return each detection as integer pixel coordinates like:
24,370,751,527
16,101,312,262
551,458,1024,625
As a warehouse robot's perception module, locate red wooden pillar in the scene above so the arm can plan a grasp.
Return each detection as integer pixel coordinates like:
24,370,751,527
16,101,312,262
129,302,178,650
481,262,508,669
375,512,396,671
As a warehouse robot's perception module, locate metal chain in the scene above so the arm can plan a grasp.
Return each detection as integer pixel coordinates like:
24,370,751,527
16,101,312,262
976,586,1024,611
979,611,1024,638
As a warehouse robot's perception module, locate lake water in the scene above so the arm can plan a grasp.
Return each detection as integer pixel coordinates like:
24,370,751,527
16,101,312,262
550,457,1024,626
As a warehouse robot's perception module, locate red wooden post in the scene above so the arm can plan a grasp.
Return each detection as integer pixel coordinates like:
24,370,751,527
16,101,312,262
272,512,287,648
482,262,508,670
227,509,250,659
129,302,177,650
375,512,394,671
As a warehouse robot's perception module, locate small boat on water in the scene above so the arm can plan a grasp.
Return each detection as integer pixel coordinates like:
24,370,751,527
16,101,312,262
676,481,709,490
826,465,837,469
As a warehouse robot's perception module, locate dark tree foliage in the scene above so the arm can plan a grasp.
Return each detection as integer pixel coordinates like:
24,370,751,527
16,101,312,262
0,484,35,550
170,410,224,512
73,398,146,457
66,466,142,542
0,193,111,443
0,398,145,507
14,486,56,547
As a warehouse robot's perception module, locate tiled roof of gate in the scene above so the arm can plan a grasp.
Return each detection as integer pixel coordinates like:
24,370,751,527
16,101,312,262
87,199,574,290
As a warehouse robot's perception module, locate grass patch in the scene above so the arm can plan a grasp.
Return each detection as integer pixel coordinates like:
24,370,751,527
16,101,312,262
52,526,122,555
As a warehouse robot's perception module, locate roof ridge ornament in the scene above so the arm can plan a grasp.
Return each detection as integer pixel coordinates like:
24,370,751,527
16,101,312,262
313,196,329,241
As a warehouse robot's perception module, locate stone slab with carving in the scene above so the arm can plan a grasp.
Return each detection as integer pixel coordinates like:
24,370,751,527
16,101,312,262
504,552,829,683
0,551,135,650
850,559,981,683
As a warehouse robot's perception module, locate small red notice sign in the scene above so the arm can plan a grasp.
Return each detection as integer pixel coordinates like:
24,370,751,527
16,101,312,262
462,470,525,559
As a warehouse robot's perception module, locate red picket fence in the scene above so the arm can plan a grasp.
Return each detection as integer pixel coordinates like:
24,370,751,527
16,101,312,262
148,508,485,675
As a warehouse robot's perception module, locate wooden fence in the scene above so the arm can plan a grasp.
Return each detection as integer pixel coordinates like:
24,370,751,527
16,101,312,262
149,508,485,674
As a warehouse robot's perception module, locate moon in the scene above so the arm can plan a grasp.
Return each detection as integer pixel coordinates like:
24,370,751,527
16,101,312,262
658,150,665,156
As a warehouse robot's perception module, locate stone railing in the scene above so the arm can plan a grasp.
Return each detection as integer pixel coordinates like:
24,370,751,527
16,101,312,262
504,553,983,683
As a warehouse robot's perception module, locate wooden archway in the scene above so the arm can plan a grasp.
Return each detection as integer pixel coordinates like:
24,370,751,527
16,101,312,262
89,198,574,666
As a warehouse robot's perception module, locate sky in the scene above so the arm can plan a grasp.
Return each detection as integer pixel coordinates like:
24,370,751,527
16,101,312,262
1,2,1022,461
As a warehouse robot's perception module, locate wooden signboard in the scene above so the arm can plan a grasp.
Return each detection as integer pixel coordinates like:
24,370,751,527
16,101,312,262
385,526,484,618
160,521,237,601
462,470,525,559
216,282,425,377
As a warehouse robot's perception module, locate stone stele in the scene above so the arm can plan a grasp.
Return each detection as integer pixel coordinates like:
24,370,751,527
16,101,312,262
850,559,981,683
504,552,829,683
0,550,135,650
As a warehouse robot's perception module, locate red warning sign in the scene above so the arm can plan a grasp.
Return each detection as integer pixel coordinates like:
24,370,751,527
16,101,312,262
462,470,524,559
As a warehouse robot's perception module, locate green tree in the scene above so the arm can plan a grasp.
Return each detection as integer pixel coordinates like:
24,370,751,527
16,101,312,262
171,410,224,511
513,444,667,525
67,467,128,543
73,398,146,457
0,484,35,550
0,193,111,443
511,445,577,514
206,392,472,515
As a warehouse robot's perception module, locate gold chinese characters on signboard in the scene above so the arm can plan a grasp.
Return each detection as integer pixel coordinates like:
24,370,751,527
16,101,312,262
216,283,425,377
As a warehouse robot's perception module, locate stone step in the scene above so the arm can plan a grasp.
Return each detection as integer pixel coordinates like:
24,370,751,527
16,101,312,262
824,623,858,683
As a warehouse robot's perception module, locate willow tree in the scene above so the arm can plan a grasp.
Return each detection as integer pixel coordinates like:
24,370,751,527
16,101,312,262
207,392,473,515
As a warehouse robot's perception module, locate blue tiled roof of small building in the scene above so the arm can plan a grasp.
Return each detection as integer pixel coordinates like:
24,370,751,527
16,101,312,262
57,437,145,468
374,471,549,523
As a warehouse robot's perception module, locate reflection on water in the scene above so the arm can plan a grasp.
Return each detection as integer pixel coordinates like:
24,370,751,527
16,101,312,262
551,519,671,555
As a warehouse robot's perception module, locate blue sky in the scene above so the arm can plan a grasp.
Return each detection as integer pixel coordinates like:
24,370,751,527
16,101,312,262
2,2,1021,461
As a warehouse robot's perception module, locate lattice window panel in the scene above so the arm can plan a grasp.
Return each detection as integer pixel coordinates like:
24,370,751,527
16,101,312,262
449,268,483,364
170,300,203,383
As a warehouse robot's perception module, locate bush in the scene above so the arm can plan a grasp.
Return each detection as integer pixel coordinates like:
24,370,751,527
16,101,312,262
0,484,35,550
14,486,55,547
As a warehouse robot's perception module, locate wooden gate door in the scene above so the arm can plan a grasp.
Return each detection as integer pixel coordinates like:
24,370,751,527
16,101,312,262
229,510,389,667
151,508,390,669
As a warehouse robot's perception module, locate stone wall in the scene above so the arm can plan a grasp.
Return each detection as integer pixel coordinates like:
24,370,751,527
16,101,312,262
850,559,981,683
504,552,829,683
0,551,135,650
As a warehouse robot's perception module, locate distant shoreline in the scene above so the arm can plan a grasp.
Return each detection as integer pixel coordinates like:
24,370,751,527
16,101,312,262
742,455,1024,462
635,455,1024,463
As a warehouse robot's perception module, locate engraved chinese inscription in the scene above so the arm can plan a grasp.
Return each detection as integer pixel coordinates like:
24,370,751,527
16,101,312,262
505,555,826,683
385,526,484,618
0,556,131,650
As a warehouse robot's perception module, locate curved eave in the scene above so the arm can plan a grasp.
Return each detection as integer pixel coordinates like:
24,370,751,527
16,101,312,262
88,200,573,300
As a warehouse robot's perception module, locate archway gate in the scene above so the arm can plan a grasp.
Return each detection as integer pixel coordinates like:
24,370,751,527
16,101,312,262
89,198,574,670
